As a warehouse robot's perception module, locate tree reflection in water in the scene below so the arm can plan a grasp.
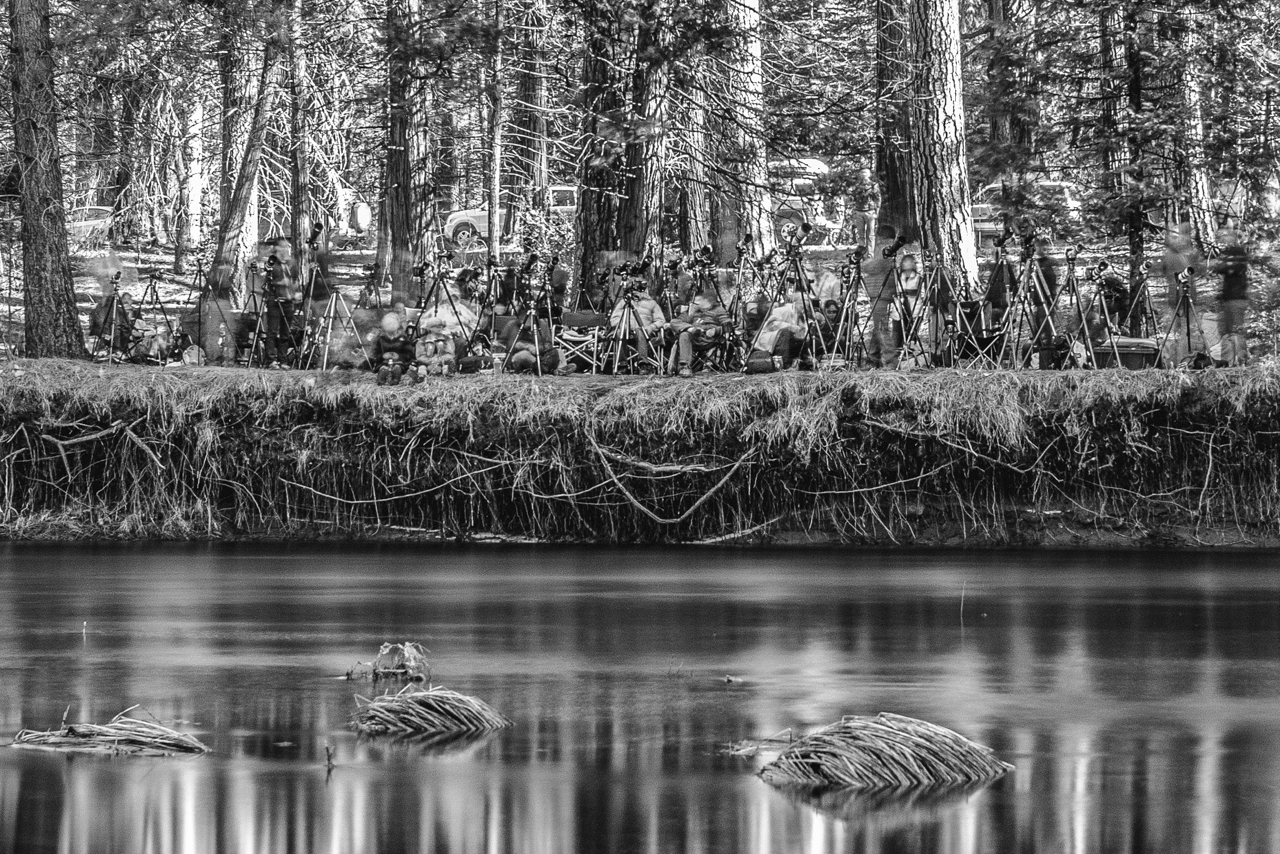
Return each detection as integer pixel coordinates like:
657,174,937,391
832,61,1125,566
0,545,1277,853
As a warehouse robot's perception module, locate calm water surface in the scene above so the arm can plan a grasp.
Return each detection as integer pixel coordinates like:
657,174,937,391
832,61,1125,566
0,545,1278,854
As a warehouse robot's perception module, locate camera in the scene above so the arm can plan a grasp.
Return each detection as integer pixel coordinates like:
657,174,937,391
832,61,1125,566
851,244,868,261
882,234,908,259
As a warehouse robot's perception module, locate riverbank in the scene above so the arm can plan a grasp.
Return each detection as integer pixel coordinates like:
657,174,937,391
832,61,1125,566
1,359,1278,546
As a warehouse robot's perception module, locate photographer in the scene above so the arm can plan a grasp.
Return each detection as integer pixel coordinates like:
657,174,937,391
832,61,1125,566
1215,227,1250,365
609,279,667,370
746,287,807,371
670,290,733,378
841,168,882,250
263,246,297,369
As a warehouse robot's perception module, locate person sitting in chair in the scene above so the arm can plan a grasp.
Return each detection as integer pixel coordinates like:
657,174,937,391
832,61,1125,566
671,291,733,378
746,288,807,371
372,311,413,385
608,279,667,371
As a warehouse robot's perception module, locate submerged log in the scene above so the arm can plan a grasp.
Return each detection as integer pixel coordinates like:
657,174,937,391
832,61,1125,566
759,712,1012,791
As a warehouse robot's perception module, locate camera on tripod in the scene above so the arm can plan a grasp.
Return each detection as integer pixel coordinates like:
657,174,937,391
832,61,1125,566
306,222,323,251
882,234,909,259
851,244,868,261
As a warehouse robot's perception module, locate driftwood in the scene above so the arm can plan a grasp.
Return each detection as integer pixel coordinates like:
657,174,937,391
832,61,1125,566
759,712,1012,791
352,685,512,736
347,641,432,682
12,707,209,756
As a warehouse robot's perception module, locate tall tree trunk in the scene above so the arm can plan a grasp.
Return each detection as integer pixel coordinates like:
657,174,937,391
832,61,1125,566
723,0,774,255
617,3,669,257
677,81,711,254
907,0,979,289
986,0,1036,176
486,0,505,263
107,77,145,241
217,3,261,297
174,97,205,275
875,0,915,240
288,0,313,284
1123,0,1147,328
1177,12,1215,251
510,0,549,208
208,15,286,299
576,5,625,287
386,0,432,305
9,0,83,357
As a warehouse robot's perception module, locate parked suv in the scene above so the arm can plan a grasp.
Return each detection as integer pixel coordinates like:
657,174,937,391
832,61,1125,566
443,185,577,247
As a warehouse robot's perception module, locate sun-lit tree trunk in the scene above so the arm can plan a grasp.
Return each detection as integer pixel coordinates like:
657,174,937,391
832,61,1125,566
288,0,313,285
217,1,263,298
173,97,205,275
907,0,979,290
9,0,83,357
486,0,504,263
510,0,549,210
1176,11,1215,252
723,0,774,255
875,0,915,240
208,9,286,299
677,81,712,254
1123,0,1147,328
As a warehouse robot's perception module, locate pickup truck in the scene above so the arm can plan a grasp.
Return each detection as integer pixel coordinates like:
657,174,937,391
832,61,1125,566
443,186,578,247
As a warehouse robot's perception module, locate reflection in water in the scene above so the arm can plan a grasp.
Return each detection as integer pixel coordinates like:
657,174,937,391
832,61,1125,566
0,545,1278,853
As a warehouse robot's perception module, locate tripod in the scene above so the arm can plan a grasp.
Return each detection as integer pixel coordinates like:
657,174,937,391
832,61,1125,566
827,250,869,367
1120,261,1159,338
90,273,126,361
604,279,662,375
134,272,179,365
1033,245,1098,369
746,236,827,368
1157,270,1208,365
300,291,370,371
240,263,271,368
501,264,556,376
998,242,1060,369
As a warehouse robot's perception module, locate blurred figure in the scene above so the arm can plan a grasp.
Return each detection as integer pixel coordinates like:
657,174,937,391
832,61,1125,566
841,167,881,250
1214,227,1250,366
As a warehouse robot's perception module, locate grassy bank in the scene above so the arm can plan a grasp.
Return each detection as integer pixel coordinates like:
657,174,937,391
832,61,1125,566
1,360,1278,545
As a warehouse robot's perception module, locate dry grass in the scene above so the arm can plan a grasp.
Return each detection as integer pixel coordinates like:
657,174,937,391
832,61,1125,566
351,685,512,736
0,359,1278,543
759,713,1012,792
12,707,209,756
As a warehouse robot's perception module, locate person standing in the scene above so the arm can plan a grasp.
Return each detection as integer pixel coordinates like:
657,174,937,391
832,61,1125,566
1215,227,1250,366
844,167,882,250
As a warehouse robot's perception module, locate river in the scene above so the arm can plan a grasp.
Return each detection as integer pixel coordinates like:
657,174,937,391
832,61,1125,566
0,545,1277,853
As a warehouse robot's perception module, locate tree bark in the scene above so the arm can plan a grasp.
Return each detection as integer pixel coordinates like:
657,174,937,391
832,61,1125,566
677,81,711,255
107,76,145,241
217,1,262,298
907,0,979,289
8,0,84,357
617,2,669,257
288,0,313,284
174,98,205,275
985,0,1037,175
575,5,625,288
510,0,549,209
1176,11,1215,252
1123,0,1147,327
208,10,286,299
723,0,774,255
386,0,433,305
486,0,504,263
875,0,915,240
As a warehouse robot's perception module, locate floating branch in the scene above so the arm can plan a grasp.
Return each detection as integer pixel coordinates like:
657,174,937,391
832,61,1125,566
347,641,432,682
352,685,512,736
11,707,209,756
759,713,1012,791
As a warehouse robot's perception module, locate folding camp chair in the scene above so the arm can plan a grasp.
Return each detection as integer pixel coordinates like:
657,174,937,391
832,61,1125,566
555,310,610,374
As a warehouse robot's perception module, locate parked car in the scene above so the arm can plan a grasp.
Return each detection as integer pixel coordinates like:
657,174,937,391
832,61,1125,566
769,158,839,244
68,206,114,246
443,186,578,247
971,180,1083,248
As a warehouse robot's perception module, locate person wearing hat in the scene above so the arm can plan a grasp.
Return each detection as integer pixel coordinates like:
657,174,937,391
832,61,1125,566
372,311,413,385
